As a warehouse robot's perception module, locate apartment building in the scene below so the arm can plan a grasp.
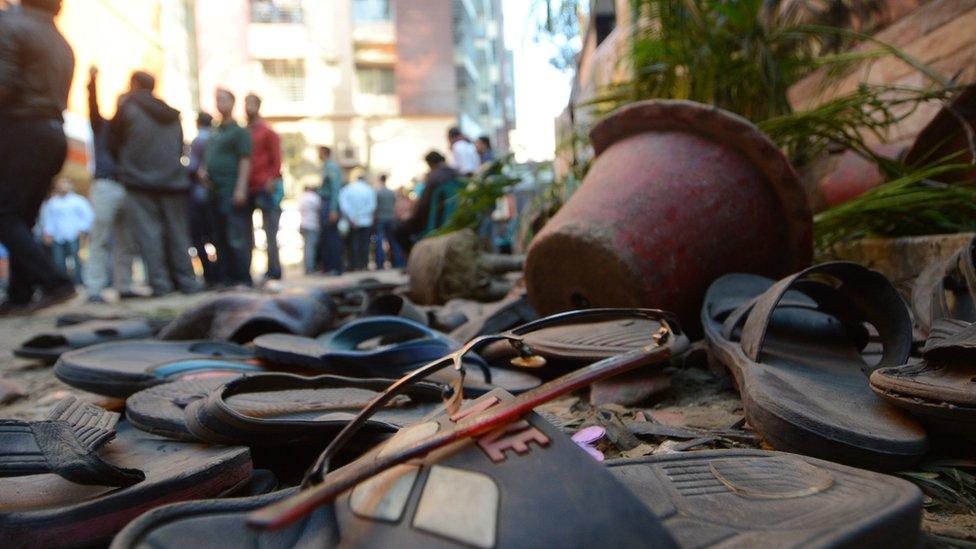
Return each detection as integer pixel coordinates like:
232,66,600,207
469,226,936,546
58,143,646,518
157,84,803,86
194,0,515,188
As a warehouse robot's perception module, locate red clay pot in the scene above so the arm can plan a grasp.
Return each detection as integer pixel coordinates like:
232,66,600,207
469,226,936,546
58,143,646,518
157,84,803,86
525,100,812,332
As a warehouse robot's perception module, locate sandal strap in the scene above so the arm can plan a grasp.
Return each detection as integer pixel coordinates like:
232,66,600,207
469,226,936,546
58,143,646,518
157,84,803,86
922,318,976,361
719,282,868,350
734,262,912,371
186,373,449,444
0,397,144,486
324,316,457,371
927,238,976,327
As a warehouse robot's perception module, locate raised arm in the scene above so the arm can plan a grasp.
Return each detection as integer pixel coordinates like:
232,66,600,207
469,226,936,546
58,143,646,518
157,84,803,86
87,66,103,130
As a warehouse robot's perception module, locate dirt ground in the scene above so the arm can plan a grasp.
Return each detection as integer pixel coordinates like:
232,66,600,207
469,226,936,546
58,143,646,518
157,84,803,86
0,273,972,545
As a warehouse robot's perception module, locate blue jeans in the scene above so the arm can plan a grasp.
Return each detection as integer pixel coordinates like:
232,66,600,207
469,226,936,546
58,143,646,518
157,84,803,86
301,228,320,275
210,194,253,286
51,238,82,285
252,180,283,280
373,219,404,268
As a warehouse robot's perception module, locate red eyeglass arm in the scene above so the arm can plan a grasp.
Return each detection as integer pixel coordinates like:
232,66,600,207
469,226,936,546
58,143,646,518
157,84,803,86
247,338,674,530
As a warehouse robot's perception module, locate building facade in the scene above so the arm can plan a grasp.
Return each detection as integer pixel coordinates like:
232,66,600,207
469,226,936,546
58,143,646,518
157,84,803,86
194,0,515,189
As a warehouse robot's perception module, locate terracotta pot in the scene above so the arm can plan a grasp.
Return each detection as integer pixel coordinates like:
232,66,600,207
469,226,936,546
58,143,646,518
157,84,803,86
525,100,812,332
905,85,976,184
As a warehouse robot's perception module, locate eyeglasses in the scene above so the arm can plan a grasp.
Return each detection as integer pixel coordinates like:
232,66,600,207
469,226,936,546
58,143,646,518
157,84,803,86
248,308,681,530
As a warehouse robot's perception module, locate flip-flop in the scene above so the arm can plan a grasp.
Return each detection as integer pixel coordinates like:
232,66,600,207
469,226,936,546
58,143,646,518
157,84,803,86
478,314,690,368
440,293,539,344
0,398,252,548
607,449,923,547
14,318,161,363
912,235,976,336
255,316,541,395
871,318,976,440
54,340,262,398
157,293,334,343
126,372,448,447
112,391,924,549
306,278,403,317
702,262,927,469
365,294,430,325
112,389,677,549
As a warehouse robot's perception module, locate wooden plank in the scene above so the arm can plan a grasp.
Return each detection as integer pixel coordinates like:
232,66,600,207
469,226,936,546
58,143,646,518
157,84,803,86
789,0,976,109
790,6,976,109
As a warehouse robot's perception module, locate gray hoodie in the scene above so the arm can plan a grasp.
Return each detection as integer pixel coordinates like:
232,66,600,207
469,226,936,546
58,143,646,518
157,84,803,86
109,90,188,193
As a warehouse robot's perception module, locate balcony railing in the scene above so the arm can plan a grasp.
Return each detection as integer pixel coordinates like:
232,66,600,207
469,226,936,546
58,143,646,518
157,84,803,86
250,0,303,24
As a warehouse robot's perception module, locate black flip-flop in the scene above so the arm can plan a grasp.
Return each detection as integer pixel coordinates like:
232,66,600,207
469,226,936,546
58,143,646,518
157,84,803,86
54,340,261,398
157,293,334,343
365,293,430,325
608,449,923,547
126,372,448,447
440,293,539,343
478,314,690,368
14,318,161,363
702,262,927,469
0,398,252,548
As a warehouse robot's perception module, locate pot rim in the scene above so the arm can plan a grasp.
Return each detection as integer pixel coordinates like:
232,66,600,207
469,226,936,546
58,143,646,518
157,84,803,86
589,99,813,272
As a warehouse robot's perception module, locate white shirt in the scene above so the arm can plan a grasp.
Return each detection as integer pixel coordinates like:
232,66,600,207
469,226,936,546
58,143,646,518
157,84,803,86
338,179,377,228
451,139,481,175
299,190,322,231
39,192,95,243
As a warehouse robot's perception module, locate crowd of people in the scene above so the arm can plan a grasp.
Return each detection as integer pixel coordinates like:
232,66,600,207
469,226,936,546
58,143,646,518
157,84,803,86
0,0,502,314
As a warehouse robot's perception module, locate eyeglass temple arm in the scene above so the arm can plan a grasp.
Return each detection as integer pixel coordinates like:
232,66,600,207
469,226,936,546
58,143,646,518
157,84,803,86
251,332,674,531
302,334,514,485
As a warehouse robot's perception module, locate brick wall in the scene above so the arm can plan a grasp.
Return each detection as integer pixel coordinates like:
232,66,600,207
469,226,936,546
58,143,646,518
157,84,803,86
788,0,976,146
395,0,458,116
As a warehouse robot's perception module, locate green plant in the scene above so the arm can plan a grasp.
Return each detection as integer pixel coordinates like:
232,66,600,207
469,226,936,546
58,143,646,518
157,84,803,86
814,159,976,248
899,459,976,514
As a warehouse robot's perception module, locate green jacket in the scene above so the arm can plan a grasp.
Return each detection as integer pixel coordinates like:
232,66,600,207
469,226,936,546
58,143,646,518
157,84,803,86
319,159,343,214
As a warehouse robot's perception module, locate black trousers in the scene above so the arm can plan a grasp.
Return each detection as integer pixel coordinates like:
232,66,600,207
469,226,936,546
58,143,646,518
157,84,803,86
0,117,72,304
347,226,371,271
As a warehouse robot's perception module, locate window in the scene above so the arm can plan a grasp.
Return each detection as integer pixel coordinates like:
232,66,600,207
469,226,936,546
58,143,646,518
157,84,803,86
251,0,303,24
352,0,392,22
356,66,395,95
260,59,306,102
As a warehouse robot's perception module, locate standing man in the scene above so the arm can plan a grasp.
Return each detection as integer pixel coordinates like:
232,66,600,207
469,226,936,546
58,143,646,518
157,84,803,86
202,89,253,287
84,65,137,302
38,179,94,285
109,71,199,297
0,0,77,313
187,112,219,287
244,93,283,284
447,127,481,177
317,146,344,275
372,174,403,269
339,168,376,271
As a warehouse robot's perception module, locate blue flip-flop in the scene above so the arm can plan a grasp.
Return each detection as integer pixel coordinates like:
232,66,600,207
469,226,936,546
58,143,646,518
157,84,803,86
54,340,264,398
254,316,540,395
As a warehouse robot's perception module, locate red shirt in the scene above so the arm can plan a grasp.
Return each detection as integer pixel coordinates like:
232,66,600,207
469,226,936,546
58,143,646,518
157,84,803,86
247,120,282,194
